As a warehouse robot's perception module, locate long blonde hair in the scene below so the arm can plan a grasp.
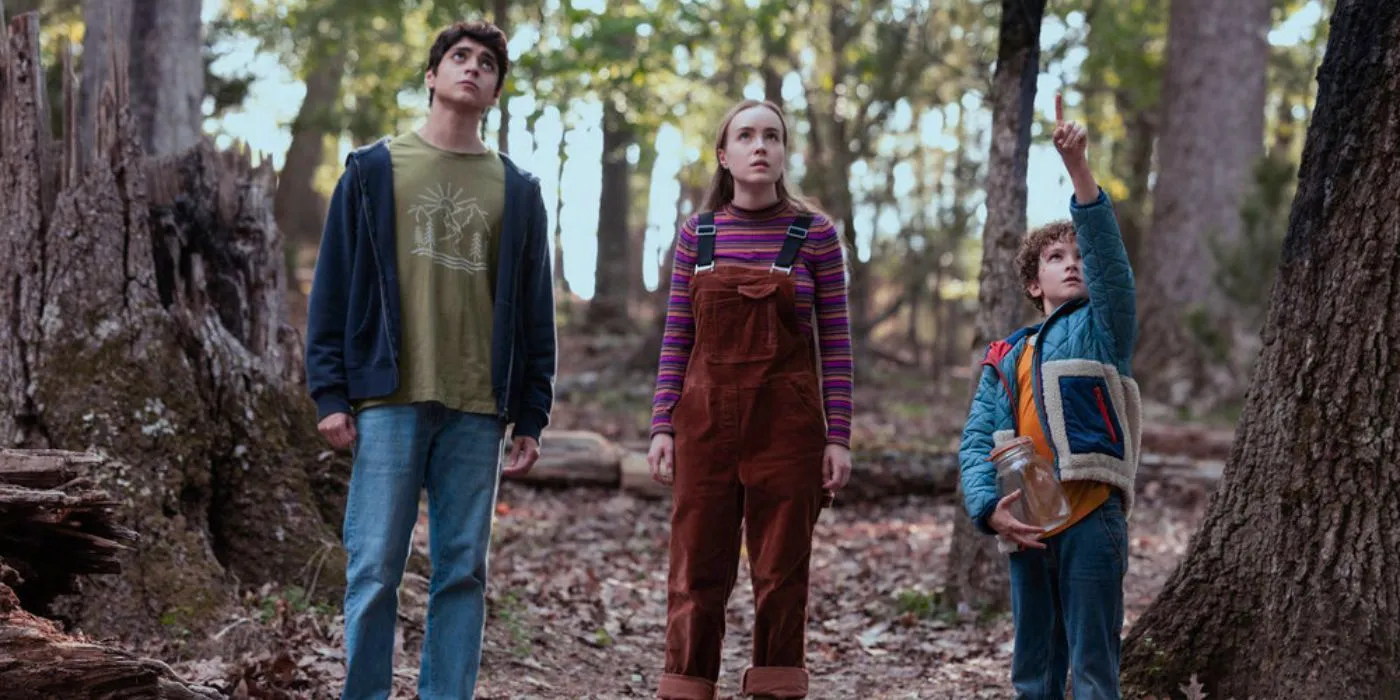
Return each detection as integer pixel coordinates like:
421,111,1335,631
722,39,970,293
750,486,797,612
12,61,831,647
701,100,817,215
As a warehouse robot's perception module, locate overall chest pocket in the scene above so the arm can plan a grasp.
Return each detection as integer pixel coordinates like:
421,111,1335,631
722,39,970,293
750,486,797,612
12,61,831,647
699,282,779,364
1058,375,1125,460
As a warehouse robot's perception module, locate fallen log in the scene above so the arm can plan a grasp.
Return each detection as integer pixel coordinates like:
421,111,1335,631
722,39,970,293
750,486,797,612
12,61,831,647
0,449,219,698
505,428,1226,503
505,430,625,486
1141,422,1236,461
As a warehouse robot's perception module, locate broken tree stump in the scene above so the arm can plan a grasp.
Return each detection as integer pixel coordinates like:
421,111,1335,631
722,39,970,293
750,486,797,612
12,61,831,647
0,11,344,643
0,449,220,699
0,449,136,616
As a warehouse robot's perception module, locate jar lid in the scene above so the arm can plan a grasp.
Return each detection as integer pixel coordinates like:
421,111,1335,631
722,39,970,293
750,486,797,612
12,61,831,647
986,435,1034,461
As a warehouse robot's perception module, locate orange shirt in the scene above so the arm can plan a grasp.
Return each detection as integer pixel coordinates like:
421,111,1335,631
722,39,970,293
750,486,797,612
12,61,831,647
1016,337,1111,538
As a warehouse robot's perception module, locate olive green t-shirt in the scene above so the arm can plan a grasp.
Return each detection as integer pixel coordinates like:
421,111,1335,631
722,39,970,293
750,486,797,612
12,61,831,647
358,130,505,415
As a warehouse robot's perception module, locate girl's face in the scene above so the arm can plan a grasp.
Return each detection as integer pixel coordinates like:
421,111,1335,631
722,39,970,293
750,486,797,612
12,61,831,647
717,106,786,189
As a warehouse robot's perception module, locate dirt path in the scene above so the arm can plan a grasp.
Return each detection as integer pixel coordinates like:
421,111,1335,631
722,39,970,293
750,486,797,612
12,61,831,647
166,482,1203,699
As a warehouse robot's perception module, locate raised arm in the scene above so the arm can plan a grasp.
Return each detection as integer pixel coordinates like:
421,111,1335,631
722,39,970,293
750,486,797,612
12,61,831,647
1054,93,1137,367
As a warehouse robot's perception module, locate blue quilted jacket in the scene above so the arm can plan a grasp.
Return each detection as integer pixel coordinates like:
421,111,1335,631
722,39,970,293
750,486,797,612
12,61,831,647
958,189,1142,537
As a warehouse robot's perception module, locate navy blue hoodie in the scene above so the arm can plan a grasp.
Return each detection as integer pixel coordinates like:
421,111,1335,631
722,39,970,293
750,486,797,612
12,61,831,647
304,137,557,440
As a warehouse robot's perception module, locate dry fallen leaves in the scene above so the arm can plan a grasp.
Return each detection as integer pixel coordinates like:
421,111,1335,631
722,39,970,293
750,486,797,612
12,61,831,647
152,477,1204,699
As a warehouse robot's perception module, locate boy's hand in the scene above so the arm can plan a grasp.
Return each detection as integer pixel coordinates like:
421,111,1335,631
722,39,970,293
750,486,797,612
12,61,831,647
503,435,541,477
318,412,357,451
1052,92,1099,204
1052,93,1088,166
990,490,1048,549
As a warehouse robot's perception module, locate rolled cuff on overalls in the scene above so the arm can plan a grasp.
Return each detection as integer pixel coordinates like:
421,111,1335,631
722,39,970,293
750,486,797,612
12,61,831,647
741,666,809,698
656,673,717,700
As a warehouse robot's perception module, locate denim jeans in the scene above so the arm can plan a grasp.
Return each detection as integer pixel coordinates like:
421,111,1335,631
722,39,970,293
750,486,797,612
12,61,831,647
341,403,505,700
1008,490,1129,700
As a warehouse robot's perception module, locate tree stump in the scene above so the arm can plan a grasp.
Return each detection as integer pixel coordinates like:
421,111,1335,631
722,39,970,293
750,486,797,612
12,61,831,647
0,11,345,644
0,449,220,699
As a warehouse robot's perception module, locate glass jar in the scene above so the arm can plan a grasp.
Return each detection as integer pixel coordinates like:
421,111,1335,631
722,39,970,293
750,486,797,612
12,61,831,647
989,436,1071,532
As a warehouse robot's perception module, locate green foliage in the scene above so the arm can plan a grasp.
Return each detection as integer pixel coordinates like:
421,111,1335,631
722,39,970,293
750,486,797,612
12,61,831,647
490,590,534,657
893,588,946,620
256,584,336,622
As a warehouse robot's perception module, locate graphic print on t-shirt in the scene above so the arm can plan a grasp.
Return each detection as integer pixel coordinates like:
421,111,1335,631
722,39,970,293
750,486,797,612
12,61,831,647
409,182,492,273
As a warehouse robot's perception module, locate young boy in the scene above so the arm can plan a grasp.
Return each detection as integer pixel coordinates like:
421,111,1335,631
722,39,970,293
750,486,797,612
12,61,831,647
958,96,1141,700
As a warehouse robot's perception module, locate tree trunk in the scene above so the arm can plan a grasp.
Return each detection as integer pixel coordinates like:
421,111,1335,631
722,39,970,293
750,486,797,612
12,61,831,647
553,135,570,296
1122,4,1400,697
1,15,344,643
493,0,509,154
1115,105,1154,268
77,0,130,170
586,100,635,333
275,48,346,256
274,46,347,327
1135,0,1270,407
0,449,221,698
944,0,1045,616
126,0,203,156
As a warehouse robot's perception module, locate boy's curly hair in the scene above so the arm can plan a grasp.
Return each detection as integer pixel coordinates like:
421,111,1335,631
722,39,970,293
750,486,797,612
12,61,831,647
1015,220,1076,309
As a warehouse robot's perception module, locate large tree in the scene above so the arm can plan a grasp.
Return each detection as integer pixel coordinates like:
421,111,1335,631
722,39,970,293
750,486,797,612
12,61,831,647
1134,0,1271,406
2,11,343,643
1122,2,1400,696
944,0,1044,614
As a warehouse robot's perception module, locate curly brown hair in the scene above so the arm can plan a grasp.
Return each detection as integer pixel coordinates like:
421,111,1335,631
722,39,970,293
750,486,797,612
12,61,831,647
1016,220,1077,310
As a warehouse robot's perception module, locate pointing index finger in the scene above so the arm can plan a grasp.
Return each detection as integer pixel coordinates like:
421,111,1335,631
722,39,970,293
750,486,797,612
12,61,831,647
1055,92,1063,123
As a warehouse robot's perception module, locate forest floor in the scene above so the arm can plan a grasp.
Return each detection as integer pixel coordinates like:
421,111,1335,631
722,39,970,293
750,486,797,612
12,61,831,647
149,333,1220,699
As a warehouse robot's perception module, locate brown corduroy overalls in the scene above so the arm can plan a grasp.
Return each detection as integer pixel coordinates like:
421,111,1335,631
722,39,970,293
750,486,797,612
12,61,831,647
658,214,828,700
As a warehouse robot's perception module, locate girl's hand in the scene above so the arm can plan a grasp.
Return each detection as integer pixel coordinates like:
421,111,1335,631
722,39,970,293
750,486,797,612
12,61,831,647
822,444,852,492
648,433,675,485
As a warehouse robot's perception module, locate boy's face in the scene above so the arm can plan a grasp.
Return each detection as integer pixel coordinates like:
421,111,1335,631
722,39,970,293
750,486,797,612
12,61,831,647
1026,236,1085,314
426,37,501,111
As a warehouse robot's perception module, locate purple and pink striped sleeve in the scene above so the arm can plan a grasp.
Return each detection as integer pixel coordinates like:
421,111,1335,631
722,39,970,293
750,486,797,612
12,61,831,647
649,216,699,436
806,218,854,448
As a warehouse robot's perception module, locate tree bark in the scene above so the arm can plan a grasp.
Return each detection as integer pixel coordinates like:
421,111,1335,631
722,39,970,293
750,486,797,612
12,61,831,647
126,0,203,156
1,15,344,643
77,0,130,170
944,0,1045,616
1122,3,1400,697
586,100,635,332
1135,0,1270,407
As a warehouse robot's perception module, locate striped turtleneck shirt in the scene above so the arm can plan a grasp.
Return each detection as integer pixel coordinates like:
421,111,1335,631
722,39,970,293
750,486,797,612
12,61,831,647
650,201,854,448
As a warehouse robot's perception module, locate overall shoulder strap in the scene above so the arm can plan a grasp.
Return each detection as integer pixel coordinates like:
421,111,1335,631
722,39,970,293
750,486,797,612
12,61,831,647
695,212,717,271
772,214,816,274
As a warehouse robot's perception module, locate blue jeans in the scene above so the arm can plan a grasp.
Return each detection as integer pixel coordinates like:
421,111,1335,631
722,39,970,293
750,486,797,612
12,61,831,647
341,403,505,700
1008,491,1128,700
